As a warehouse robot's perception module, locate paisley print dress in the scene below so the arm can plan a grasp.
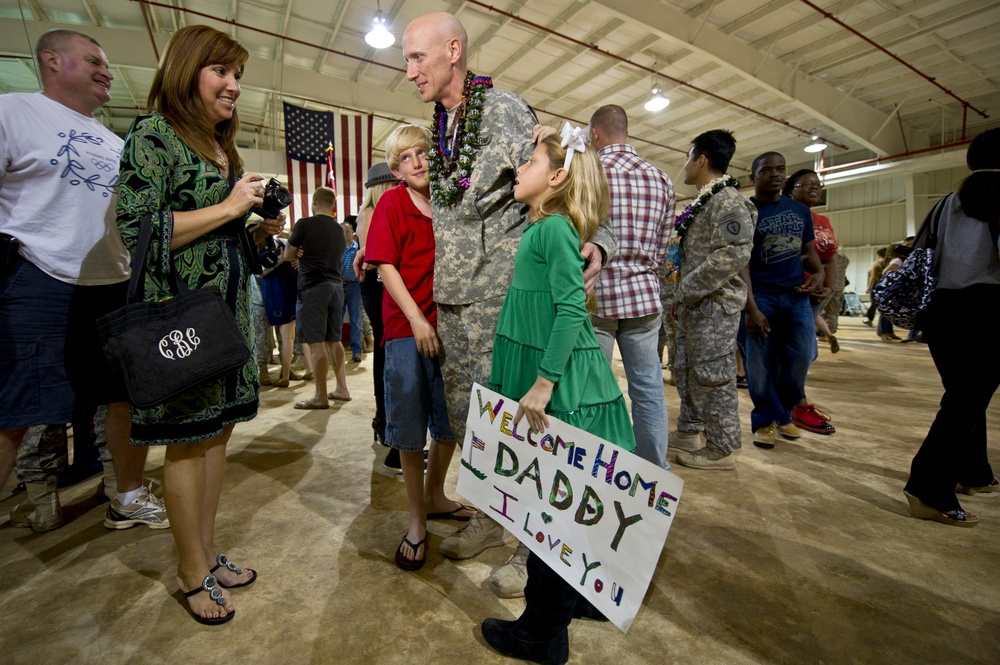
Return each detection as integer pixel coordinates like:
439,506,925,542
116,113,258,445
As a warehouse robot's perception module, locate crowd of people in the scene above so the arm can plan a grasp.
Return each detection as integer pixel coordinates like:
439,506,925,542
1,12,997,664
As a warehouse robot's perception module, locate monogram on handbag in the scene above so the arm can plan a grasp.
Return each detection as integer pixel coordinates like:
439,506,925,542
97,214,250,408
871,198,945,330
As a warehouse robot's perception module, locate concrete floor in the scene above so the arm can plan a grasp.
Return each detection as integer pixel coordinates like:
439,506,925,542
1,317,997,665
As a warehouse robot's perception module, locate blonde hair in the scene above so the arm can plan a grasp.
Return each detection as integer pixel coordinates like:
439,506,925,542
147,25,248,173
384,125,432,169
360,179,395,212
535,136,609,246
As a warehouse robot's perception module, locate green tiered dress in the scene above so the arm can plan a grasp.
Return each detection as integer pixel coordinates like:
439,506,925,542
489,214,636,452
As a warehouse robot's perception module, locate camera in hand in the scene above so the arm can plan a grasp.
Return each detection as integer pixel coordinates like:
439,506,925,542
250,177,292,219
248,178,292,272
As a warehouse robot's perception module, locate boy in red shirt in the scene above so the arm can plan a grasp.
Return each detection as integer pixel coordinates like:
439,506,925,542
365,125,475,570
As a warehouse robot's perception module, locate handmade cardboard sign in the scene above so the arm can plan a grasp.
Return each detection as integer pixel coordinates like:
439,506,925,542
457,384,684,632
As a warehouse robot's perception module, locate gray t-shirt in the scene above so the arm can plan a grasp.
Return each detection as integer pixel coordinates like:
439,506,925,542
931,192,1000,290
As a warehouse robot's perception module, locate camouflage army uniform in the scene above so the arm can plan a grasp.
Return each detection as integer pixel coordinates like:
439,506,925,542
674,186,756,453
432,87,616,439
822,252,849,333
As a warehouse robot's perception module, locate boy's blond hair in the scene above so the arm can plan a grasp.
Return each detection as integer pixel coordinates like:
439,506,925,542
384,124,432,169
535,136,610,246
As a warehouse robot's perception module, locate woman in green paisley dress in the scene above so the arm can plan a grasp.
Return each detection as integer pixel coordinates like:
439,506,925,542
115,25,282,625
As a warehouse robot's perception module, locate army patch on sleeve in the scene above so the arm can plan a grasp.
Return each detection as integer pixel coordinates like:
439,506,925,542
726,221,741,236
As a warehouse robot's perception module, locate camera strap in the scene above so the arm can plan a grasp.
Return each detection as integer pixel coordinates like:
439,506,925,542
228,165,263,276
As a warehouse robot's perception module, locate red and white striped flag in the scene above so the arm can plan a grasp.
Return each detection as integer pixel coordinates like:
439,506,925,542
334,113,373,222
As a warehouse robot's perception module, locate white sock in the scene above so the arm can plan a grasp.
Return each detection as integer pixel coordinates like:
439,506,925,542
118,487,142,506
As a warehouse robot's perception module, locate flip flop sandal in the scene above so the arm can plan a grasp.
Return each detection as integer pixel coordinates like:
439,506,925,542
182,574,235,625
327,393,352,402
211,553,257,589
427,502,475,521
394,534,427,571
294,400,329,410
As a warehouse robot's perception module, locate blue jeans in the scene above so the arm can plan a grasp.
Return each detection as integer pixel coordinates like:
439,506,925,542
592,313,669,468
745,292,814,432
383,337,453,452
342,280,363,356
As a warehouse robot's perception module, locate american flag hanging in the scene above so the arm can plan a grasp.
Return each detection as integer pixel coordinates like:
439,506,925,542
333,113,373,222
283,102,334,225
282,103,373,225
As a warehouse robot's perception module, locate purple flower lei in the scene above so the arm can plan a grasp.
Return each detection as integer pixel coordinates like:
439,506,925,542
674,175,740,238
427,71,493,206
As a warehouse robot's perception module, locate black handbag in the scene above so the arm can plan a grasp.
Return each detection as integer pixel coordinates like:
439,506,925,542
871,198,945,330
97,214,250,408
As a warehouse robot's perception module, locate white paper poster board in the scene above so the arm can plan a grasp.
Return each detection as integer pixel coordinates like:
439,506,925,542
457,384,684,632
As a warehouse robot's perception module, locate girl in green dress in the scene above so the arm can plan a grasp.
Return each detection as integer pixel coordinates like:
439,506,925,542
482,133,635,664
116,25,282,625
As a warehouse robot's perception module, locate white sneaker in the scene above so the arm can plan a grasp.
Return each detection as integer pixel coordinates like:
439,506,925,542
103,479,170,530
670,429,703,452
487,543,529,598
439,510,513,560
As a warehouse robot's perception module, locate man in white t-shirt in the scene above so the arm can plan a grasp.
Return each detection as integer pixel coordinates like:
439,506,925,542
0,30,168,531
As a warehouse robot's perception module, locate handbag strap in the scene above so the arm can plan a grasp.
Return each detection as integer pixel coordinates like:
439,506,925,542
127,213,187,304
914,196,948,251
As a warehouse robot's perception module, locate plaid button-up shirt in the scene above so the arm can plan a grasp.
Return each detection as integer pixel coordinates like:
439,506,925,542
594,144,675,319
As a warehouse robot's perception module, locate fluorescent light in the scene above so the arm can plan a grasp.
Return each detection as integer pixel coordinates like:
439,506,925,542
365,10,394,49
804,136,827,153
644,87,669,112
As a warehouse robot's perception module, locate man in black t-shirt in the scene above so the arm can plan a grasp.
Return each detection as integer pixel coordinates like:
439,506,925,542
285,187,350,409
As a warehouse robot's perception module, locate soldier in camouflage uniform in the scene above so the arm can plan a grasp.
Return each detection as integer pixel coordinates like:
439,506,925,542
670,130,755,470
401,12,617,592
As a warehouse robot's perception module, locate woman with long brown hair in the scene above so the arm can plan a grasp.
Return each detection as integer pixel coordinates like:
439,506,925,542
116,25,282,624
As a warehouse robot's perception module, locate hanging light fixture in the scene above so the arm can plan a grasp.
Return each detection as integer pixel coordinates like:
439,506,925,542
364,1,395,49
804,135,828,153
643,67,670,113
643,85,670,112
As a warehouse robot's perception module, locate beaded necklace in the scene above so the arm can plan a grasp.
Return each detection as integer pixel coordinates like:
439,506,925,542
428,71,493,206
674,174,740,237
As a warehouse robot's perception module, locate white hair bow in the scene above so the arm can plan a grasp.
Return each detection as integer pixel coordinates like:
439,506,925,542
560,122,588,172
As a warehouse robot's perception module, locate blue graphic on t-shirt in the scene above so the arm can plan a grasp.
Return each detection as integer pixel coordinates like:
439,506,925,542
749,196,815,294
50,129,120,197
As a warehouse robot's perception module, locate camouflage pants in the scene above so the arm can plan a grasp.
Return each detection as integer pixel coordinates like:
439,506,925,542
822,289,844,334
659,281,678,372
436,295,506,442
16,404,110,483
250,276,272,364
675,298,742,453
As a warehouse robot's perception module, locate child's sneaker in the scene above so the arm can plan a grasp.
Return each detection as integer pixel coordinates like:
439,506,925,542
104,480,170,530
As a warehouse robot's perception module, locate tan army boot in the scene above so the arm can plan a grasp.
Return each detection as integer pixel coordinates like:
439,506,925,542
10,476,64,532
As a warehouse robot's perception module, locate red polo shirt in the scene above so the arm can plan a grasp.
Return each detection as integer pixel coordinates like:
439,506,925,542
365,184,437,341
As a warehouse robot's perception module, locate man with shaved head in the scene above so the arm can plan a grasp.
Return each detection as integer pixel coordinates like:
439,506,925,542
397,12,617,602
0,30,167,531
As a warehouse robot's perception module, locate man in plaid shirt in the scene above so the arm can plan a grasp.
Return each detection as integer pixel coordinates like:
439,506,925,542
589,105,675,469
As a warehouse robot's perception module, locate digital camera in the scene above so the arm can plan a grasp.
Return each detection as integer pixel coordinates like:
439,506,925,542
250,177,292,220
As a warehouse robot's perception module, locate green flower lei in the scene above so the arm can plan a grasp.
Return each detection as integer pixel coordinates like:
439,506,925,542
427,71,492,206
674,175,741,237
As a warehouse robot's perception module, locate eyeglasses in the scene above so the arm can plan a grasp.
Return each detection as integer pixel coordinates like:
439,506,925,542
793,182,824,190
